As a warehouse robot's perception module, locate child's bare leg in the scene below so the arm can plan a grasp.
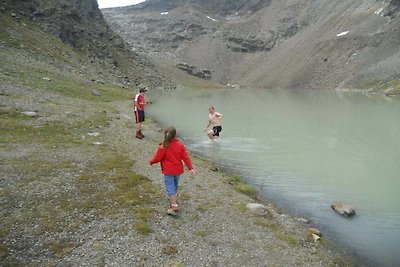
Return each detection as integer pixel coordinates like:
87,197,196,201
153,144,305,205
170,195,179,211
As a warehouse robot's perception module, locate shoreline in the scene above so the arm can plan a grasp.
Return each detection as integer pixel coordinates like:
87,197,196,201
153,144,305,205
166,127,371,267
0,93,358,266
110,100,358,266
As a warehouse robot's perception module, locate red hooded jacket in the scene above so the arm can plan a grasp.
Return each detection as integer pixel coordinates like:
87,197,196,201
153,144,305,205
149,138,193,175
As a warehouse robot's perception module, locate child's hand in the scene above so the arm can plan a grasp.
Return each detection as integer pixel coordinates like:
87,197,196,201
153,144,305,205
189,169,196,177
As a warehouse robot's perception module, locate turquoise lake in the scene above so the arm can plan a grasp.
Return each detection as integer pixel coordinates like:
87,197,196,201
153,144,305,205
147,88,400,266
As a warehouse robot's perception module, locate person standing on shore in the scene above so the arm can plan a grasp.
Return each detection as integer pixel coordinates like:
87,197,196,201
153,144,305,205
150,126,196,215
133,88,147,139
204,106,223,140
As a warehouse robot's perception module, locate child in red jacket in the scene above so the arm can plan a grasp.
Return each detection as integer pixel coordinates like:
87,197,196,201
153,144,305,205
150,126,195,215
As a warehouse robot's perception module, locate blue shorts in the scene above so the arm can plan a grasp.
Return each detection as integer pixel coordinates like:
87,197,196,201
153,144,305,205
164,175,180,196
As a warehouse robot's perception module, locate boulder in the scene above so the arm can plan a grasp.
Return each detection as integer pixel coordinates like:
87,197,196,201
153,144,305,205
331,201,356,217
246,203,265,212
246,203,269,217
308,227,322,241
21,111,39,117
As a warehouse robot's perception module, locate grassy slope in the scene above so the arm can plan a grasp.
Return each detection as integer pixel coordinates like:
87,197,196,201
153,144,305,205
0,12,162,263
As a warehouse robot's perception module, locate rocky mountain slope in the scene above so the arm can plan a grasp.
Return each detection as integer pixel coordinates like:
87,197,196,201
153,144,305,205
103,0,400,95
0,0,174,89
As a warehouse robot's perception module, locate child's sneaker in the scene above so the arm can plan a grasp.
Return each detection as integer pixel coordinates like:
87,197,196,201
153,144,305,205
171,203,179,211
166,208,178,216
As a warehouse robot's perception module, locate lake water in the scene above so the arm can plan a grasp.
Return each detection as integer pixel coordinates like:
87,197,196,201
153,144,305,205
146,87,400,266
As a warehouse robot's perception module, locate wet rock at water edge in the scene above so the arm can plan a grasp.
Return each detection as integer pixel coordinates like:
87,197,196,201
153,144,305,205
308,227,322,241
331,201,356,217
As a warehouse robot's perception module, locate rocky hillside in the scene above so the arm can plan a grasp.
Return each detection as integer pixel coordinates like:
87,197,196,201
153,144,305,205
0,0,174,89
103,0,400,95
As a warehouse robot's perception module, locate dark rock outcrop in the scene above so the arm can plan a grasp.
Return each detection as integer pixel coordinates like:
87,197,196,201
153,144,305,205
176,63,211,79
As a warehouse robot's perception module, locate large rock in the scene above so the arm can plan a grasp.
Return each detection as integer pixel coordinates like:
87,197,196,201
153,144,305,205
331,202,356,217
246,203,269,216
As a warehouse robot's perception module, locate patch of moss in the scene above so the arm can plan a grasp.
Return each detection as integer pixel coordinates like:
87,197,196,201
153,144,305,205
92,242,106,250
178,191,191,201
273,231,299,246
232,202,247,212
135,221,153,235
75,152,160,217
196,204,208,213
161,246,178,255
0,188,10,198
46,240,75,258
135,208,154,221
0,243,9,260
0,107,110,145
254,217,278,230
327,256,356,267
193,230,208,237
354,79,400,96
228,175,258,198
234,183,257,198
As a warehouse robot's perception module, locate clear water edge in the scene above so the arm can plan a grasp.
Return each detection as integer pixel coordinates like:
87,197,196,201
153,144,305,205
146,87,400,267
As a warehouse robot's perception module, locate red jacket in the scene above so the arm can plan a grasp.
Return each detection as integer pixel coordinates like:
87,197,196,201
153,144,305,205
149,138,193,175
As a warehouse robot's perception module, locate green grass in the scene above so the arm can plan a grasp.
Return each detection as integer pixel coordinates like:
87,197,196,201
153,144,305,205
0,244,8,260
353,79,400,96
135,221,153,235
254,217,278,230
0,107,110,145
0,13,132,102
228,175,258,199
46,240,75,258
273,231,299,246
193,229,208,237
161,246,178,255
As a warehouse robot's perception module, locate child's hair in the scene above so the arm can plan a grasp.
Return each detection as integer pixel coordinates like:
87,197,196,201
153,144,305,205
162,126,177,148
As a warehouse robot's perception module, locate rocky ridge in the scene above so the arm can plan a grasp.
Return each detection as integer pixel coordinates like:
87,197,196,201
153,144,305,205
103,0,400,95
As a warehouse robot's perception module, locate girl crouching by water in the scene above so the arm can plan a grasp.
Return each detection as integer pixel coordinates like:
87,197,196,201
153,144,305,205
150,126,195,215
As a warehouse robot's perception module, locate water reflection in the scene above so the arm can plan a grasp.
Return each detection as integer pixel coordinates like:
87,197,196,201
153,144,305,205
147,88,400,267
